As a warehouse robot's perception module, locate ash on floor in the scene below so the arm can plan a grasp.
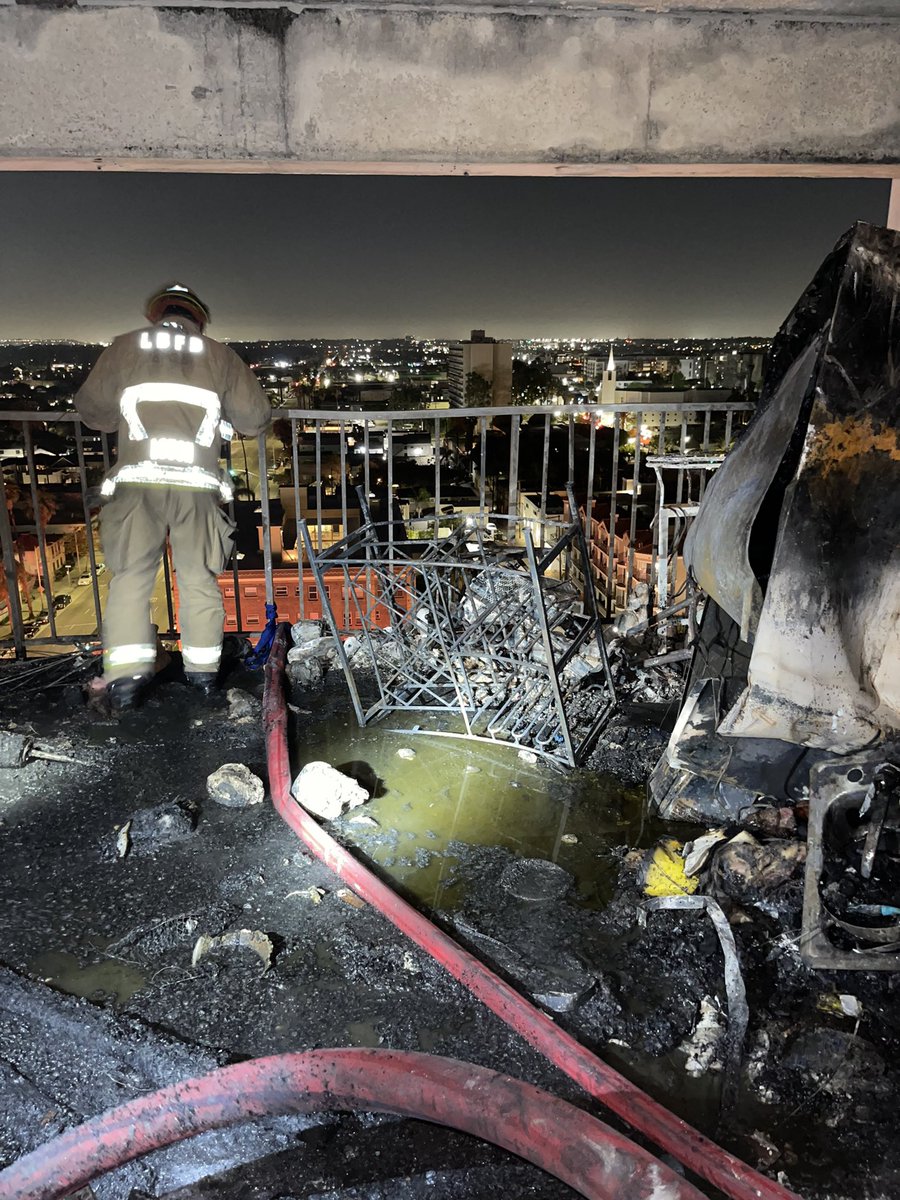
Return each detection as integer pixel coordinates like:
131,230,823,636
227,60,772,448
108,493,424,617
1,665,899,1199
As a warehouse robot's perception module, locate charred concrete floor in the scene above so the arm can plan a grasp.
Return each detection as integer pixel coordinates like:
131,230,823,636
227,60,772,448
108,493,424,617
1,657,900,1199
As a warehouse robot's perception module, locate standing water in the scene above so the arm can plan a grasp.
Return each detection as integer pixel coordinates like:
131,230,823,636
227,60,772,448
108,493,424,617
291,711,651,912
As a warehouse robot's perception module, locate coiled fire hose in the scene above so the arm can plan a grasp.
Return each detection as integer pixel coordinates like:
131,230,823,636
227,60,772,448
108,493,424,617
0,1049,706,1200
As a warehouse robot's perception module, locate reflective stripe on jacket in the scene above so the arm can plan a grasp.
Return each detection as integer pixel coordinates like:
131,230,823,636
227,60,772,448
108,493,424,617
75,321,270,498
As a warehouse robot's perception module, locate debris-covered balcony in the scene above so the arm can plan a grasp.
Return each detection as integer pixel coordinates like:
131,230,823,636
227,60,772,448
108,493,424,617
1,228,899,1200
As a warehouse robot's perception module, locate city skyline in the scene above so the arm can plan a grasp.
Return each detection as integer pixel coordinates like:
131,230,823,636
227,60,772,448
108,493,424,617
0,174,889,342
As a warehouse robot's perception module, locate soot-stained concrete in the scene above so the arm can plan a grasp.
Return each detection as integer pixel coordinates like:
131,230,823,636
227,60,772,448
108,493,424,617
1,660,900,1198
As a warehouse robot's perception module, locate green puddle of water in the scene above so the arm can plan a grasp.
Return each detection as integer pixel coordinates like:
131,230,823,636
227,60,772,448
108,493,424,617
29,950,146,1006
292,713,653,912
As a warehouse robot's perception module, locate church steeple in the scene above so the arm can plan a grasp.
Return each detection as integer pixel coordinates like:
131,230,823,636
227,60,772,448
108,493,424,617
601,343,617,406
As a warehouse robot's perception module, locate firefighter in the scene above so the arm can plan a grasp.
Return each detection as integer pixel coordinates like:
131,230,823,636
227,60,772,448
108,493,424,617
75,283,270,711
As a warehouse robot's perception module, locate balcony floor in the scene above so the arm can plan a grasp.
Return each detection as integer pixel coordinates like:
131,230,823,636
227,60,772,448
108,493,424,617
0,659,898,1198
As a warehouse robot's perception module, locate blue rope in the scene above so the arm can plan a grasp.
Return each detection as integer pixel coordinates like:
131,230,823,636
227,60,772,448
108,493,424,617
245,602,278,668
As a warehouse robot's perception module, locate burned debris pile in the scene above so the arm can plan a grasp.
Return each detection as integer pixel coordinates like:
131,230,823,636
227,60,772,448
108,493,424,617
647,221,900,971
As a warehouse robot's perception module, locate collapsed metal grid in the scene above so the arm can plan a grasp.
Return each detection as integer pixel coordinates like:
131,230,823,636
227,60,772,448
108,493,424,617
300,491,616,768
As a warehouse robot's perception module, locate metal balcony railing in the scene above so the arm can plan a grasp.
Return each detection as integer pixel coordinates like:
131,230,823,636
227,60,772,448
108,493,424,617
0,399,753,658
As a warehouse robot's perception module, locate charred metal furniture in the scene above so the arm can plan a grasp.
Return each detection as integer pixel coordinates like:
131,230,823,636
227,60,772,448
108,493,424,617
646,455,724,620
802,756,900,971
300,490,615,768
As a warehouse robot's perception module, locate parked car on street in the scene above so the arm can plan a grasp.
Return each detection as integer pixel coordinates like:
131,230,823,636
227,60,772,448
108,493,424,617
52,593,71,611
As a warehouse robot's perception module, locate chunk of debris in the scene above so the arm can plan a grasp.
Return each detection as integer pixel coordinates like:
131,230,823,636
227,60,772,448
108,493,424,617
288,637,338,665
517,749,538,765
817,993,862,1020
500,858,573,902
783,1027,888,1095
683,829,729,876
714,832,805,902
342,635,367,661
560,833,578,846
291,761,369,820
114,820,131,860
290,619,323,646
206,763,265,808
347,812,380,828
452,917,596,1014
337,887,366,910
286,653,325,690
0,729,85,769
396,747,417,760
748,1130,782,1167
741,805,797,838
644,893,749,1113
679,996,725,1076
191,929,273,973
226,688,259,724
127,801,196,849
104,904,234,961
286,886,326,904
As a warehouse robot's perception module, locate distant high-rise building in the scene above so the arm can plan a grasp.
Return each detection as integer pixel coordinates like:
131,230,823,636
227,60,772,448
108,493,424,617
448,329,513,407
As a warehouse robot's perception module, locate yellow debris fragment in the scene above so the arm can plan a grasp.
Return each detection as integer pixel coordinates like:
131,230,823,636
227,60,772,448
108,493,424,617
642,838,699,898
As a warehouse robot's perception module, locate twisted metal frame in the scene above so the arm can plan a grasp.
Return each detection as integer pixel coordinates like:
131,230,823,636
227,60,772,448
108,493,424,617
300,485,615,767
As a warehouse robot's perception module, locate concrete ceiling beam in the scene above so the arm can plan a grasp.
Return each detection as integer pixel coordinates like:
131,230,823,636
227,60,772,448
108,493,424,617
0,3,897,167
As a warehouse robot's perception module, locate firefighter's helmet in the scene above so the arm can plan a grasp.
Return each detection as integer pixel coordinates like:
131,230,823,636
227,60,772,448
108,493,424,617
145,283,211,332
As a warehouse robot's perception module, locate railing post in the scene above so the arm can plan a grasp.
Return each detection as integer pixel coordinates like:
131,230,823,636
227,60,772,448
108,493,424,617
507,412,520,542
23,422,58,640
73,422,104,632
0,470,26,659
626,409,642,607
604,412,622,618
257,431,274,609
539,412,551,551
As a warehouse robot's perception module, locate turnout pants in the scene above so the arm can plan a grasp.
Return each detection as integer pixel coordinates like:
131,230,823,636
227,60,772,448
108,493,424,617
100,484,236,682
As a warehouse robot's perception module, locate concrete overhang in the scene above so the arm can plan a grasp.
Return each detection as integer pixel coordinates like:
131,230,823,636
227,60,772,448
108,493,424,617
3,1,897,15
0,0,897,172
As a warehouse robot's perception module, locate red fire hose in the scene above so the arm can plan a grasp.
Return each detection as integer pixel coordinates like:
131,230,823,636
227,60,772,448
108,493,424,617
264,625,800,1200
0,1049,706,1200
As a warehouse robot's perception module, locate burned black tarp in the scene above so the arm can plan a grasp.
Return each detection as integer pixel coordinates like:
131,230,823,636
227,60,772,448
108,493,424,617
653,222,900,822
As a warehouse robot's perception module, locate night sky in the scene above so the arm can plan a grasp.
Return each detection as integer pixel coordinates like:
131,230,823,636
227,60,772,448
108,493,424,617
0,174,889,343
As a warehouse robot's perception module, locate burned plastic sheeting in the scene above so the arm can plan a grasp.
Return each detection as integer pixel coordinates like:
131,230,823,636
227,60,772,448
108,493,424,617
684,222,900,753
685,337,821,643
